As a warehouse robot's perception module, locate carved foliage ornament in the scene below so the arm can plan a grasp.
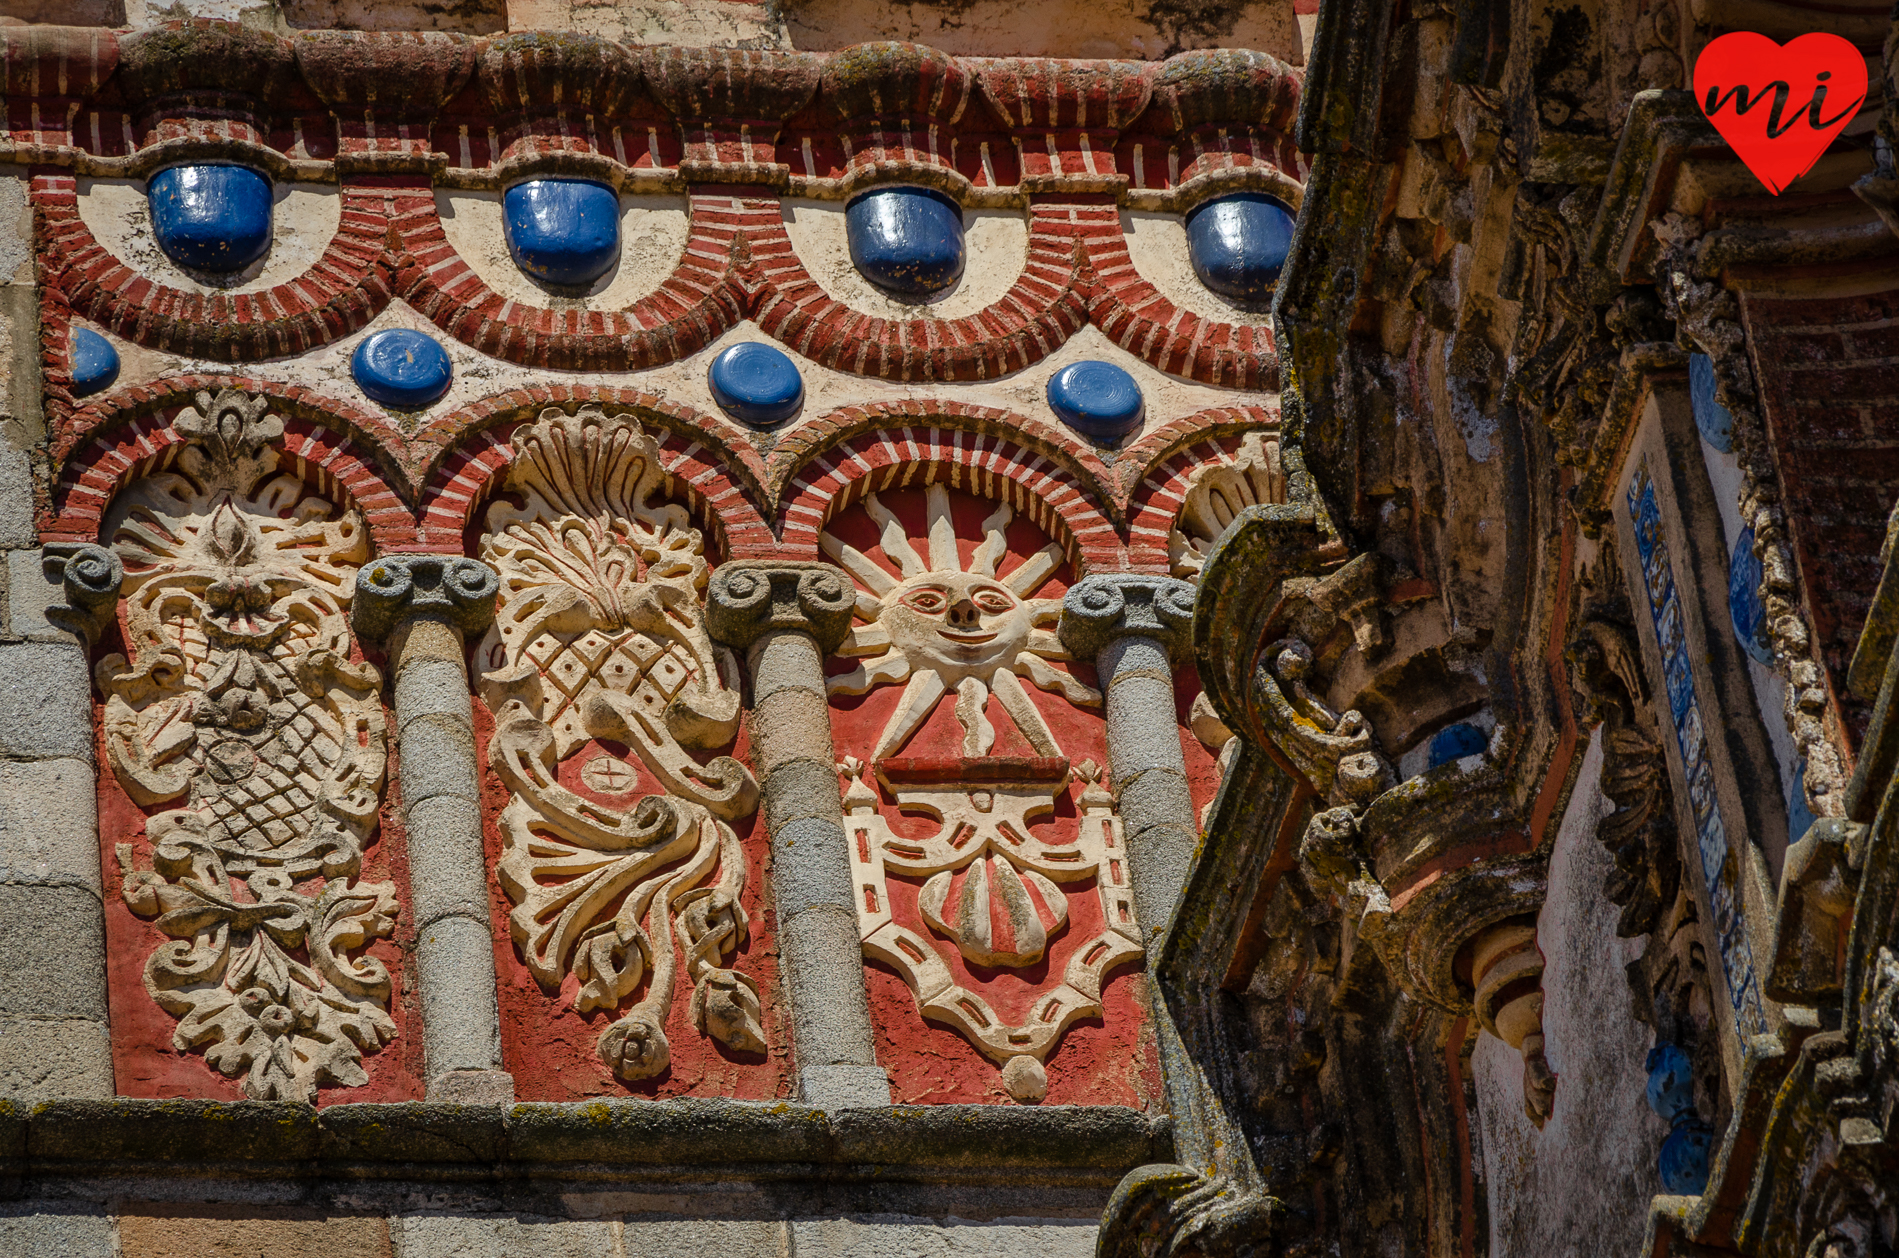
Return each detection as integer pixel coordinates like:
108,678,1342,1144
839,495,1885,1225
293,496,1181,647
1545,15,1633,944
821,485,1141,1101
1169,431,1286,580
478,405,763,1081
102,389,396,1102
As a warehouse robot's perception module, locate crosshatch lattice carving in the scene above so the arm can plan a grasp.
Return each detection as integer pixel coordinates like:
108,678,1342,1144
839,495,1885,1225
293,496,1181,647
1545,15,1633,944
478,405,764,1082
821,484,1143,1102
101,389,397,1103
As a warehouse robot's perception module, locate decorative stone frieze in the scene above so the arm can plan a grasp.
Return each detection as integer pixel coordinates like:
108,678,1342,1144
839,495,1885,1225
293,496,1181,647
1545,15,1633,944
477,405,764,1082
100,388,396,1103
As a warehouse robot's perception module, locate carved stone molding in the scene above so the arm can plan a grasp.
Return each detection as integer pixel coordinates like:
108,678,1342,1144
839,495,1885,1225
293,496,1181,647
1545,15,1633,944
100,387,397,1102
1057,573,1197,665
704,560,855,656
476,404,763,1081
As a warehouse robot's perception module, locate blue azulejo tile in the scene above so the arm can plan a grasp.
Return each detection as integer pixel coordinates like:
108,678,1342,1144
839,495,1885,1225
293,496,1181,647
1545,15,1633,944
1185,193,1296,302
503,178,621,287
1047,360,1143,446
1788,760,1816,846
708,342,804,428
845,186,965,298
148,165,273,274
69,328,119,399
1727,523,1773,665
1689,354,1735,454
1426,722,1486,768
351,329,452,409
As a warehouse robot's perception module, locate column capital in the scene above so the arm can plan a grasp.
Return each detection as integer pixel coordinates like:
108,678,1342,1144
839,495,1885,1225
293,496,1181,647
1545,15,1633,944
350,554,499,648
1058,573,1197,664
706,560,855,655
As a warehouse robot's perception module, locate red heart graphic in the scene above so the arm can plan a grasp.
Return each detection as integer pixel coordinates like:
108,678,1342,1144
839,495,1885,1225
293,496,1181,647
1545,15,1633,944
1693,31,1867,195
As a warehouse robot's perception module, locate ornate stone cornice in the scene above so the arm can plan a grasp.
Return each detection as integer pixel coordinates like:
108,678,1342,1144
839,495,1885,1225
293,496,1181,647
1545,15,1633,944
1057,574,1196,664
350,555,500,647
705,561,855,656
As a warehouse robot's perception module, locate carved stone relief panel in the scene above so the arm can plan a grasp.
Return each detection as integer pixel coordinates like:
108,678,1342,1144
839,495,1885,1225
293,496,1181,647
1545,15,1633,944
474,405,783,1099
820,483,1161,1106
97,389,410,1103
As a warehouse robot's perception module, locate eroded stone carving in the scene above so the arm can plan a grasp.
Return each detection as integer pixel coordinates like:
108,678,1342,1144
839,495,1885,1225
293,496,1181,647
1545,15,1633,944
1169,432,1285,579
477,405,763,1081
101,388,396,1102
822,485,1141,1100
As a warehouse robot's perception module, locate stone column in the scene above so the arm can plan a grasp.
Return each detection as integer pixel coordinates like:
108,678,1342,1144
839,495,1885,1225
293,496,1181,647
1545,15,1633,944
351,554,514,1104
1060,574,1210,1152
707,560,891,1109
1059,575,1200,942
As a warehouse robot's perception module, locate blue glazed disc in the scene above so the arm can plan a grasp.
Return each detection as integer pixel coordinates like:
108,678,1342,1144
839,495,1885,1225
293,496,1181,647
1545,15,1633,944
351,329,453,409
503,178,621,287
1644,1043,1697,1124
1728,523,1773,666
148,165,273,274
1657,1121,1713,1195
708,342,804,428
1047,361,1143,445
845,186,965,299
1184,193,1295,302
1426,722,1486,768
69,328,119,399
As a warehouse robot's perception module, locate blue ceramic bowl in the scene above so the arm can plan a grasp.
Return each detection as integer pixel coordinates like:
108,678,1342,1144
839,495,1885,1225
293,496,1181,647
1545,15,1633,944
1047,360,1143,446
148,165,273,274
503,178,621,287
1184,193,1295,302
708,342,804,428
69,328,120,399
845,186,965,299
352,329,453,409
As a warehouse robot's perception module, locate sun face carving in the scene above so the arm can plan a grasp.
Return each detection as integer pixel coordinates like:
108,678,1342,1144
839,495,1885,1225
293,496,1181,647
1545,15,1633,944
820,484,1101,759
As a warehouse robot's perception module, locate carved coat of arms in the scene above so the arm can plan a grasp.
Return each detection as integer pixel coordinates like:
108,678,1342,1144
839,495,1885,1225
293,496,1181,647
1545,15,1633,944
821,484,1143,1101
102,390,397,1102
478,406,764,1081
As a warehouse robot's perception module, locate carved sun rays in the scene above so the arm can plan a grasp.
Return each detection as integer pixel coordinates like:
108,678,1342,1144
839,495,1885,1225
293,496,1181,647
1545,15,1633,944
820,484,1100,761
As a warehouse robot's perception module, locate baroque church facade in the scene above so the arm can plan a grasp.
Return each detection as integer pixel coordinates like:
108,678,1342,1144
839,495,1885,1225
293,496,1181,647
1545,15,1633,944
0,0,1887,1253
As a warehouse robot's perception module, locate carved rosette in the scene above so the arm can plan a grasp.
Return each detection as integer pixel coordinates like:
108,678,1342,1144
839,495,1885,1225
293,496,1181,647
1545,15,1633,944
101,388,397,1103
820,484,1141,1101
477,404,763,1081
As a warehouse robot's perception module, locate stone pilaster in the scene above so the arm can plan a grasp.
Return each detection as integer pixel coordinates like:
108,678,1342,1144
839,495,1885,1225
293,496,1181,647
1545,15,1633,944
0,545,121,1100
352,554,513,1104
1059,574,1199,943
707,560,891,1109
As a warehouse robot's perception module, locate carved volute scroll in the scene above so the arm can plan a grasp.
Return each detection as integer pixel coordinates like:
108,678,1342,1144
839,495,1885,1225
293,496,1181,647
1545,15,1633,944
101,388,397,1103
821,484,1142,1102
477,405,763,1082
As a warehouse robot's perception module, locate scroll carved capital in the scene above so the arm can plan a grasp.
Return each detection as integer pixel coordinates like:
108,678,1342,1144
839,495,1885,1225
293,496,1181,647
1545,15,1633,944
1058,573,1197,664
43,542,124,645
705,560,855,655
351,554,500,648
